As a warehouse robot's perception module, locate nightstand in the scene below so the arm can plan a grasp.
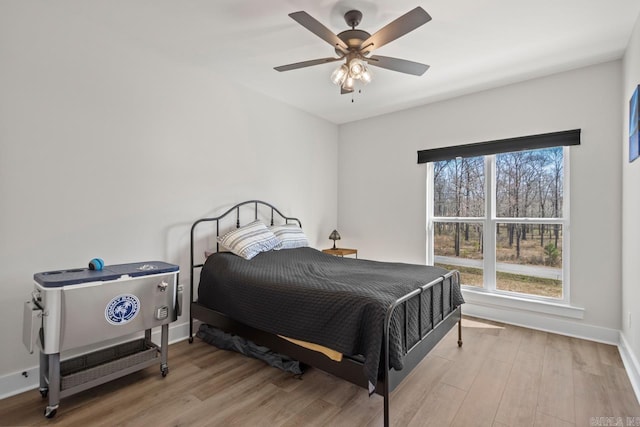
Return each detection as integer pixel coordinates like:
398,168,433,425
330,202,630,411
322,248,358,258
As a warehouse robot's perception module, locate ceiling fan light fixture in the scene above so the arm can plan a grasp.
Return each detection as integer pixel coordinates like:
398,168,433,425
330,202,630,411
275,7,431,96
343,76,354,91
348,58,366,79
361,68,372,84
330,64,348,86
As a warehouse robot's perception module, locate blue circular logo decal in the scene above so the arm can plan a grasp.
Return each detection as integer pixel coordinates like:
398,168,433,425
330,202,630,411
105,294,140,325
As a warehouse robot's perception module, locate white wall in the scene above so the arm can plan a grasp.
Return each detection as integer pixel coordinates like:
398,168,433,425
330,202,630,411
621,11,640,399
0,2,337,392
338,61,622,336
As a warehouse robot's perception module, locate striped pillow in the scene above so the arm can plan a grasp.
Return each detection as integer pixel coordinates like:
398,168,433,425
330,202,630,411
270,224,309,249
217,220,280,260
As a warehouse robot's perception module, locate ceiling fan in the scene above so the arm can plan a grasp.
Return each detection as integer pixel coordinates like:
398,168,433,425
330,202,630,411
274,7,432,95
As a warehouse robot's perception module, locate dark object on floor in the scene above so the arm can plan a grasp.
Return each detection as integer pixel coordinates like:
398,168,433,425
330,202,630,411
197,324,304,375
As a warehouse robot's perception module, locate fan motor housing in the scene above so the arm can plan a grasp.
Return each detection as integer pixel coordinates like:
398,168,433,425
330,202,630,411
336,29,371,54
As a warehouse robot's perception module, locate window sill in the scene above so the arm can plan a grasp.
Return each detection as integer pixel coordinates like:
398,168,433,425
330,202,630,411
461,287,584,320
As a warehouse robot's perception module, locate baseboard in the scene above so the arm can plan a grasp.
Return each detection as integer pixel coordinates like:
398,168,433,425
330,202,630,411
619,332,640,405
0,320,196,401
463,302,620,344
0,365,41,402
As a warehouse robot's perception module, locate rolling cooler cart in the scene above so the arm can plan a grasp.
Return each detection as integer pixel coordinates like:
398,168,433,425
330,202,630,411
23,261,181,418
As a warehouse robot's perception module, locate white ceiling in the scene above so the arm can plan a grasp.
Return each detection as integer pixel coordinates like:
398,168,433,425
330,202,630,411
77,0,640,124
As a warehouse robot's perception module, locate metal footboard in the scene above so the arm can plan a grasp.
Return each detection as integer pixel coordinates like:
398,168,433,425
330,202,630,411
381,269,462,426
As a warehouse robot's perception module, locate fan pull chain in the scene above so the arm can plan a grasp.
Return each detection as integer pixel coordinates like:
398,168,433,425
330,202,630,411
351,89,363,103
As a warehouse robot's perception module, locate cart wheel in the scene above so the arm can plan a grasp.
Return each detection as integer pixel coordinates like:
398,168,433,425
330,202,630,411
44,406,57,418
188,336,194,344
458,340,463,347
161,366,169,377
39,388,48,398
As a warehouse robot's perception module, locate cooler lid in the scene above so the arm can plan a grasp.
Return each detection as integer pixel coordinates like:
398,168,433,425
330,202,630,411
34,261,179,288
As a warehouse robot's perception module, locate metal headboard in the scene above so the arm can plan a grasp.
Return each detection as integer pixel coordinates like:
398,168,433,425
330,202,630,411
189,200,302,318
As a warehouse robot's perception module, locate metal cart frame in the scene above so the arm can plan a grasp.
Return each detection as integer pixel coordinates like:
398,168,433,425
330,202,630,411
39,325,170,418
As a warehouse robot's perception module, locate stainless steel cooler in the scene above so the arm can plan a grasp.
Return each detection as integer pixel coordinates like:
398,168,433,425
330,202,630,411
23,261,181,418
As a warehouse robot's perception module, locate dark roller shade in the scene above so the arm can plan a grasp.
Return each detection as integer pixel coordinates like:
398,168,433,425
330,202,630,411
417,129,580,164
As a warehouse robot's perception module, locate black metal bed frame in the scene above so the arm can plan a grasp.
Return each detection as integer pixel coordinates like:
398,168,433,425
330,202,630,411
188,200,462,427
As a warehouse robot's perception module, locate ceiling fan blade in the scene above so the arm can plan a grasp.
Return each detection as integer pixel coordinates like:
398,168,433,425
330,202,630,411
361,7,431,53
367,55,430,76
274,57,343,72
289,11,349,52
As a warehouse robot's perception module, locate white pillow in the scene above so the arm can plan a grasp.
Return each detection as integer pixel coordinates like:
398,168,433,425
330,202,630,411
217,220,280,260
270,224,309,249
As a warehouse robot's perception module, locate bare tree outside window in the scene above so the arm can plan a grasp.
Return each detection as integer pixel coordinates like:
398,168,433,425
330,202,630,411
433,157,484,286
431,147,565,299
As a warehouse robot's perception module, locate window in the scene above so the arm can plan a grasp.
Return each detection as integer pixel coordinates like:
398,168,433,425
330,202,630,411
426,146,569,302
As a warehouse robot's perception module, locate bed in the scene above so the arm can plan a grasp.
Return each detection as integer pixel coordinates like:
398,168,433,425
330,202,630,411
188,200,463,426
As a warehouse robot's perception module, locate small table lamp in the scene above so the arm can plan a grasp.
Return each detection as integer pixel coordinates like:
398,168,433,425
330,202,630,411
329,229,341,249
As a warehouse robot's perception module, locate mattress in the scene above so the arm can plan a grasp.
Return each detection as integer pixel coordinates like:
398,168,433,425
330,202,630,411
197,247,463,388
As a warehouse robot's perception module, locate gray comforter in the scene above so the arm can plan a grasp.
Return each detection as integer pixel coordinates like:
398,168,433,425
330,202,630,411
197,247,463,388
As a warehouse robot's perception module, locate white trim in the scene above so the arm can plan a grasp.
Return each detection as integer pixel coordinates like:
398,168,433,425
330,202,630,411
434,217,565,224
426,162,434,265
562,145,571,304
0,320,196,400
462,287,584,319
463,301,618,344
0,366,40,402
619,332,640,405
484,155,497,292
432,217,485,223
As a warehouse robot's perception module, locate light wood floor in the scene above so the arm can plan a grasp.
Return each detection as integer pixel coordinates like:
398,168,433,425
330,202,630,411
1,317,639,426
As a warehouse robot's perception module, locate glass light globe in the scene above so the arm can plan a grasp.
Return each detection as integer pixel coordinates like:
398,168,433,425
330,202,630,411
361,69,372,84
330,64,348,86
349,59,365,79
343,76,355,91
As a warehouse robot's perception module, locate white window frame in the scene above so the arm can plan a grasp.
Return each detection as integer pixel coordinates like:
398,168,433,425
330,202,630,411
426,146,570,304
